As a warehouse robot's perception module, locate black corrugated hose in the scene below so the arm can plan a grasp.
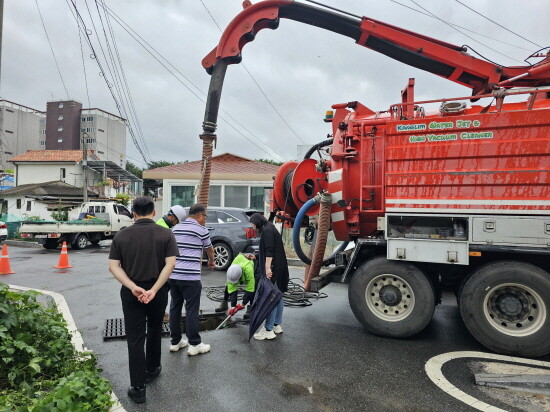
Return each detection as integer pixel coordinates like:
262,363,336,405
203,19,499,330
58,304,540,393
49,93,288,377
205,278,327,308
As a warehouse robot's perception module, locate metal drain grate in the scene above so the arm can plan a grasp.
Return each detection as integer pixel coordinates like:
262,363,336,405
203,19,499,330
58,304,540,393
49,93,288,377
103,313,229,341
103,318,170,340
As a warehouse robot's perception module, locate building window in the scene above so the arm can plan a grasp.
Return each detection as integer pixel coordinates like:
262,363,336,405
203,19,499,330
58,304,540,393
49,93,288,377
209,185,221,207
57,138,63,143
81,117,86,122
58,126,63,131
4,130,13,134
171,186,195,207
251,187,268,210
224,185,248,208
98,128,104,133
26,201,32,212
6,109,13,113
60,168,66,179
58,115,64,121
59,103,64,108
16,199,21,209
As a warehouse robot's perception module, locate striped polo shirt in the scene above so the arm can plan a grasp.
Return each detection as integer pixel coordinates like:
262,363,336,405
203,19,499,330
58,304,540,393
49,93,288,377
170,217,212,281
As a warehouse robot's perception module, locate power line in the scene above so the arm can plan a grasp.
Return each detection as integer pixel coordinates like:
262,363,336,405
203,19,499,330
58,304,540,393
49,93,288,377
388,0,532,52
198,0,306,144
94,0,152,162
34,0,70,99
408,0,521,64
98,2,286,162
78,30,91,108
454,0,543,49
65,0,151,165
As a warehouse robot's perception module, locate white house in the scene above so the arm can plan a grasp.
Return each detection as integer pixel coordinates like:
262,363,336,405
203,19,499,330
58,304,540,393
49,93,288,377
143,153,280,215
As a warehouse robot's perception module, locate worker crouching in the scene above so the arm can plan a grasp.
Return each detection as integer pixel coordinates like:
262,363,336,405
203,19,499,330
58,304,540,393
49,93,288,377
225,253,256,320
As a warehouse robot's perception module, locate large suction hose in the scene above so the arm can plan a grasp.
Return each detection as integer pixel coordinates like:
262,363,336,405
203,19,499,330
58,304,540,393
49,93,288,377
304,192,332,291
292,197,319,265
303,138,333,159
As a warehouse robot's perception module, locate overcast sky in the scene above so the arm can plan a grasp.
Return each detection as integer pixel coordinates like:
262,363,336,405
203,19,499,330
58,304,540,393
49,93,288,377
2,0,548,168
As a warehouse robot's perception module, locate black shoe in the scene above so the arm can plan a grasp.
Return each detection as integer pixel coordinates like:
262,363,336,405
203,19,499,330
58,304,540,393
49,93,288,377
215,300,228,313
127,386,146,404
243,312,250,320
145,366,162,384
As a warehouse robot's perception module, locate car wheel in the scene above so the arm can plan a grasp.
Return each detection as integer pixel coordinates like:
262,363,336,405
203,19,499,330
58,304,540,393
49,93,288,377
72,234,88,250
459,261,550,357
348,257,435,338
213,242,233,271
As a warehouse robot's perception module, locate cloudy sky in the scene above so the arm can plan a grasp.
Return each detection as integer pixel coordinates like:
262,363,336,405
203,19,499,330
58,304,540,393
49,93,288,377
2,0,548,168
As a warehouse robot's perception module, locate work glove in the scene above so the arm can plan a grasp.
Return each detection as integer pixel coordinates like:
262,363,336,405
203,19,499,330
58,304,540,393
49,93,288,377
228,304,245,317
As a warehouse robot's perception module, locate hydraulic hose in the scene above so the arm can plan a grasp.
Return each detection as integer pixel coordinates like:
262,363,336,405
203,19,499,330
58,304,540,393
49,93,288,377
292,196,320,265
303,138,333,159
304,192,332,291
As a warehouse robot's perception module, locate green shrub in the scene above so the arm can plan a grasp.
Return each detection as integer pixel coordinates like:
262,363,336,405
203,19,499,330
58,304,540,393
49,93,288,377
0,283,113,411
115,193,131,207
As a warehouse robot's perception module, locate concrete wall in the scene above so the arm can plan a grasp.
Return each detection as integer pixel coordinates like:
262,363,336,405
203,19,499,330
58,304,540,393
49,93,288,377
0,101,45,169
2,196,52,222
81,109,126,166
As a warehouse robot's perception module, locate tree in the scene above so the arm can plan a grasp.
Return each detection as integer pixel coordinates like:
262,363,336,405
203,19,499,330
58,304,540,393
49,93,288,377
256,158,283,166
125,161,143,178
146,160,176,169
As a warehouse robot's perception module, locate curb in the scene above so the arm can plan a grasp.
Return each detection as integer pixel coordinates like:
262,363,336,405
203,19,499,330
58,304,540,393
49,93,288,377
5,240,43,249
8,284,126,412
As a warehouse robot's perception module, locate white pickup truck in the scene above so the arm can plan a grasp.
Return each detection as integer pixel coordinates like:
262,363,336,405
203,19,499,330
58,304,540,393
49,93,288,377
19,201,134,249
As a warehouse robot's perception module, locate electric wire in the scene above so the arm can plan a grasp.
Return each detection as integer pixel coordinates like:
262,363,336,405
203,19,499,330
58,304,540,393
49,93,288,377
65,0,150,164
199,0,306,144
388,0,532,52
408,0,522,64
95,1,152,163
78,30,92,108
454,0,543,49
98,2,286,163
34,0,70,99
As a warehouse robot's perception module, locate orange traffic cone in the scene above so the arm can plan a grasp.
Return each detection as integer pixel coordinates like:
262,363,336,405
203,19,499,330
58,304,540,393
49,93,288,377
0,244,14,275
54,241,73,269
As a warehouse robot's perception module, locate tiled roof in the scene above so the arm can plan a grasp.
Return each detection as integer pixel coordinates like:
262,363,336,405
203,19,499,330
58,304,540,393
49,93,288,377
143,153,280,179
9,150,98,163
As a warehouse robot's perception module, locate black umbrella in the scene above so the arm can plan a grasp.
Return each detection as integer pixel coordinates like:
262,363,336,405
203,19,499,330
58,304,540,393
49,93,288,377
248,276,283,341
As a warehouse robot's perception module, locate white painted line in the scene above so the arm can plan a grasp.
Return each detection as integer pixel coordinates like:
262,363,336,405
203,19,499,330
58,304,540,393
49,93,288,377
386,199,550,206
425,351,550,412
8,284,126,412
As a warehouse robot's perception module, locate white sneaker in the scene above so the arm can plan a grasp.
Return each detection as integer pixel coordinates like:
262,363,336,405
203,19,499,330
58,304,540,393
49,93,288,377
253,327,276,340
273,325,283,334
187,342,211,356
169,339,188,352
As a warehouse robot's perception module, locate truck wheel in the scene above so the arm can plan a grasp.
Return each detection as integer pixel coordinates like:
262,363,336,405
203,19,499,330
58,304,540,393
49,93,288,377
213,242,233,271
72,234,88,250
43,239,59,250
348,257,435,338
459,261,550,357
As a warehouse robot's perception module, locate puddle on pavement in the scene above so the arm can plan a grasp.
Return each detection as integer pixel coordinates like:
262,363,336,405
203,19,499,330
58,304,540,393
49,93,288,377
281,382,312,397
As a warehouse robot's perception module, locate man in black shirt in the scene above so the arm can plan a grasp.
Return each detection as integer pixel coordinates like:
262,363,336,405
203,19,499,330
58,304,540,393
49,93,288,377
109,197,178,404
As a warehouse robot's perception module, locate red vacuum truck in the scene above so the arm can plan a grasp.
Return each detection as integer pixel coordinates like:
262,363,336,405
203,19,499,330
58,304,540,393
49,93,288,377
199,0,550,357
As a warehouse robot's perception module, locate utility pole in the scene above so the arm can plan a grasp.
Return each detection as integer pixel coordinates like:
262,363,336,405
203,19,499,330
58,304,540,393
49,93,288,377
82,132,88,203
0,0,4,171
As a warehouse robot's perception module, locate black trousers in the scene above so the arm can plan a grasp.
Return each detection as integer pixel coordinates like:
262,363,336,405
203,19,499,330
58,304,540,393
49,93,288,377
168,279,202,346
120,282,168,388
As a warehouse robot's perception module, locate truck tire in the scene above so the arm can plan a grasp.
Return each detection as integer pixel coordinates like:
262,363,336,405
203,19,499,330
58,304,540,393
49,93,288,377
43,239,59,250
459,261,550,357
348,257,435,338
213,242,233,271
72,234,88,250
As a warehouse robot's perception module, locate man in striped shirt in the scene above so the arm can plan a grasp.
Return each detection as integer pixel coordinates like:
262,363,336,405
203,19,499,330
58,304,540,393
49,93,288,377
168,204,215,356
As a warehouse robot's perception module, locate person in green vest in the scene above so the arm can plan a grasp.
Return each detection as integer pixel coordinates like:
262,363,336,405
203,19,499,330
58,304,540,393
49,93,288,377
225,253,256,319
156,205,187,229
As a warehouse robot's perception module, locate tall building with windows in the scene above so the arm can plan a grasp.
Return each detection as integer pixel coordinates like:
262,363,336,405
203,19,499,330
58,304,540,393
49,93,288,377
80,108,127,167
0,100,46,170
44,100,127,167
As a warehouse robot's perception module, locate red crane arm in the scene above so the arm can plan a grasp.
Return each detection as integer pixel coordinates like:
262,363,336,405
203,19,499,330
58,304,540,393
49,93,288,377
202,0,550,95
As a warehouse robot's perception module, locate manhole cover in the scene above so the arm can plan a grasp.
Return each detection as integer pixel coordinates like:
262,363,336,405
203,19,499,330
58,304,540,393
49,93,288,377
103,313,229,340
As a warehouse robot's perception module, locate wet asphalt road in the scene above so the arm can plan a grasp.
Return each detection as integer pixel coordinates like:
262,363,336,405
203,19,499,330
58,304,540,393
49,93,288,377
3,243,550,412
